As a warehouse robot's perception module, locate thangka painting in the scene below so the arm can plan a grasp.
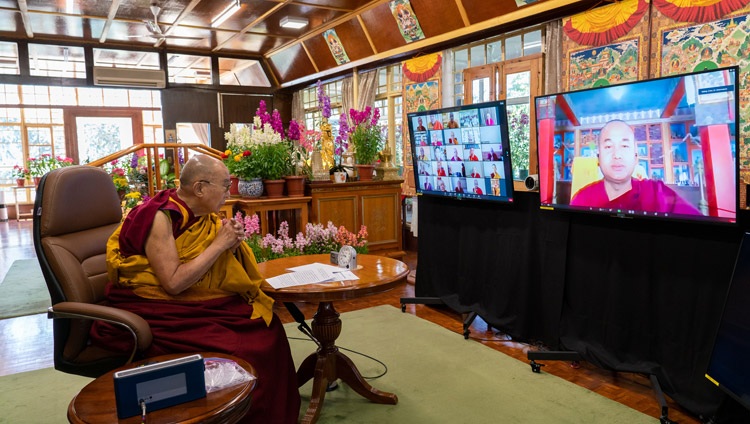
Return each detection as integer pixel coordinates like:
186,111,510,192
651,3,750,191
404,81,440,113
389,0,425,43
323,29,349,65
561,0,650,91
567,39,641,90
401,54,442,196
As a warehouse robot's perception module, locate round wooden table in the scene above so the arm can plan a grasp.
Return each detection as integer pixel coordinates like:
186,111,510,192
257,254,409,424
68,352,256,424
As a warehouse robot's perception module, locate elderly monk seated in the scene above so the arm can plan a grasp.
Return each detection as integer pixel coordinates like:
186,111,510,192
90,155,300,423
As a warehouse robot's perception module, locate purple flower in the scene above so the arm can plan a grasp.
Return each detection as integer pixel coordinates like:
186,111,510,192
130,154,139,168
287,120,301,141
316,80,331,119
271,109,284,135
371,107,380,126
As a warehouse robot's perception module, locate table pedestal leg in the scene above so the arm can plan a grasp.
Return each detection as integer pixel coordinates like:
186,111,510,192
296,301,398,424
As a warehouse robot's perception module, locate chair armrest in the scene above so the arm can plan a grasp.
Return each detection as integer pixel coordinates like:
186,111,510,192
49,301,153,352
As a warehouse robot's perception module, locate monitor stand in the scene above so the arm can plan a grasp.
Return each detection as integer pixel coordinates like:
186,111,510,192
527,351,677,424
400,297,491,339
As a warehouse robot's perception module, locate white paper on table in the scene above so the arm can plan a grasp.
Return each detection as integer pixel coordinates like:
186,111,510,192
330,270,359,281
265,267,335,289
286,262,343,273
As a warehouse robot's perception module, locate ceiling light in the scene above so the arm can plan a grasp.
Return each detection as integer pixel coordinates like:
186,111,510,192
211,0,240,28
280,16,308,29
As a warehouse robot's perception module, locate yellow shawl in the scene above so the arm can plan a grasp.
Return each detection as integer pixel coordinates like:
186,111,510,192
106,213,275,325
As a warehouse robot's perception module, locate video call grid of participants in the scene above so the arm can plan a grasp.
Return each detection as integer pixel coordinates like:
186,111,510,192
413,107,506,197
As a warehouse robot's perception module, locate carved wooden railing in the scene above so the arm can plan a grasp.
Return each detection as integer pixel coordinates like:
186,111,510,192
86,143,223,198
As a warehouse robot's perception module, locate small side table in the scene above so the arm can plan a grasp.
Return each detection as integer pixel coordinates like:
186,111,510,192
11,186,35,221
67,352,256,424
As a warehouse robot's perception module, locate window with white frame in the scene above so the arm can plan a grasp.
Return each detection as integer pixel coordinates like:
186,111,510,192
451,27,542,106
375,64,403,170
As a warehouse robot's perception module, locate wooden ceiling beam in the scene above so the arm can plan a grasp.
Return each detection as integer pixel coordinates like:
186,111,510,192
98,0,123,43
278,0,585,88
265,0,390,58
454,0,470,27
16,0,34,38
213,0,293,52
155,0,205,48
356,15,378,55
300,41,319,74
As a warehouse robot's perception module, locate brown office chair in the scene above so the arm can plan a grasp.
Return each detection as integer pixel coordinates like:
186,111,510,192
33,165,152,378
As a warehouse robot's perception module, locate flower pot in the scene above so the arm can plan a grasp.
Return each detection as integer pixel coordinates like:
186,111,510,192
33,176,42,186
332,171,347,183
229,176,240,197
238,178,263,198
16,178,25,187
284,175,305,197
263,179,285,198
356,164,375,181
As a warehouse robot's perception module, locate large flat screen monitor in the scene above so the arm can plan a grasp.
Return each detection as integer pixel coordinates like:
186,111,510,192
706,232,750,410
407,101,514,203
535,66,738,225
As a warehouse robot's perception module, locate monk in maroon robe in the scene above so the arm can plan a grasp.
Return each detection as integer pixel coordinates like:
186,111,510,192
570,120,700,216
91,155,300,423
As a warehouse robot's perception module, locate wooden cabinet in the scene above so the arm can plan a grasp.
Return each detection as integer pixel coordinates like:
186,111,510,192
308,180,403,255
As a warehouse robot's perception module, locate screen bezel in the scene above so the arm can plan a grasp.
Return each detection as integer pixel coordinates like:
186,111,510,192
534,66,739,225
407,100,514,204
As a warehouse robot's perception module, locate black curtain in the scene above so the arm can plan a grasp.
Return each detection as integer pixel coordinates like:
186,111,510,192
415,191,745,417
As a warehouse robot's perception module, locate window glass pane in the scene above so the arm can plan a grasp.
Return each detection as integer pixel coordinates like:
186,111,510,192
506,71,530,99
77,87,104,106
0,108,21,123
28,44,86,79
454,48,468,73
94,49,160,70
49,86,77,106
168,54,211,85
0,42,19,75
505,35,522,60
390,64,402,92
377,68,388,95
51,108,63,124
21,86,49,106
507,102,530,180
0,125,23,176
0,85,20,104
105,89,130,107
524,30,542,55
53,126,66,157
218,58,270,87
472,77,491,104
470,45,485,67
487,41,502,63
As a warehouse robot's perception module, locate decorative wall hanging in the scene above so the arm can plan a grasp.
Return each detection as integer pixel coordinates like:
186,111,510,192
401,54,442,196
563,0,649,47
389,0,425,42
652,0,750,23
323,29,350,65
568,39,641,90
402,53,442,82
650,3,750,202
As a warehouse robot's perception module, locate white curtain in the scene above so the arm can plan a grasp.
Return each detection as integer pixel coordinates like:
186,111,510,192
191,123,209,145
357,70,378,110
341,76,355,120
291,90,304,122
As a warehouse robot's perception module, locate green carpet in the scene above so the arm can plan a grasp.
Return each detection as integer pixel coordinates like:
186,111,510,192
0,259,50,319
0,305,656,423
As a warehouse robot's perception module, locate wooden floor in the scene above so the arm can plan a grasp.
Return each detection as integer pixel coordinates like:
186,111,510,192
0,218,700,423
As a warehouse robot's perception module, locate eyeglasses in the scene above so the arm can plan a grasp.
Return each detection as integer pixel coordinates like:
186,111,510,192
199,180,231,193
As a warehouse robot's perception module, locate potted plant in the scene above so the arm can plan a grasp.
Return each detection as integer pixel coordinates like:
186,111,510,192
343,106,384,181
12,165,30,186
223,124,261,197
248,100,294,197
27,154,74,185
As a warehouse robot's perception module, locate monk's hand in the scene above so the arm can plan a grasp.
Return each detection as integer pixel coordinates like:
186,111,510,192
220,218,246,251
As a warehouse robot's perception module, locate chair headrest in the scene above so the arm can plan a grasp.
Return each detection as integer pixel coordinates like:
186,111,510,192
37,166,123,237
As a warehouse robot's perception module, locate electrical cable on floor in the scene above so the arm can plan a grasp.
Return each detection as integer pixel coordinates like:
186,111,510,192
287,336,388,379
